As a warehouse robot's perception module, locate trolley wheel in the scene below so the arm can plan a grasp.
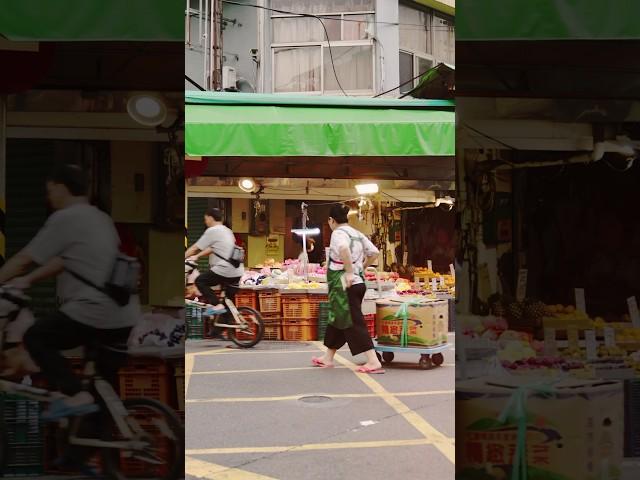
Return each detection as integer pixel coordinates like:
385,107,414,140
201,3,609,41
382,352,395,364
376,352,382,364
431,352,444,366
419,354,432,370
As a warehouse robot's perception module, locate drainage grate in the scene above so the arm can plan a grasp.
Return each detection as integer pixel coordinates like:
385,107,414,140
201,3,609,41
299,395,332,404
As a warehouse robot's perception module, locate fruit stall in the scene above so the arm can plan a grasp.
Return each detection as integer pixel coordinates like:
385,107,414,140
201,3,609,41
186,257,455,345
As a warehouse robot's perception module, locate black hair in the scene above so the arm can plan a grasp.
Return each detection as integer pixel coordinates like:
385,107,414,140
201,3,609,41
205,207,224,222
46,163,89,196
329,204,350,224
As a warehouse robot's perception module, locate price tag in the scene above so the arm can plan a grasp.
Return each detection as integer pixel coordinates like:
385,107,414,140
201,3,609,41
604,327,616,348
543,328,557,356
567,327,580,349
575,288,586,315
516,269,528,301
427,260,433,271
431,278,437,291
439,276,445,287
449,263,455,277
585,330,597,361
627,297,640,328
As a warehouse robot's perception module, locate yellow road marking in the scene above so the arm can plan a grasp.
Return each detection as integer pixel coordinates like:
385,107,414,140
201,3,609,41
311,342,455,464
186,456,278,480
190,348,323,356
188,348,240,357
187,438,432,455
187,390,453,404
191,366,348,375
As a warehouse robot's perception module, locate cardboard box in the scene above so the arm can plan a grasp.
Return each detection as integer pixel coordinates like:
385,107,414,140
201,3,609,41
456,377,623,480
375,299,448,347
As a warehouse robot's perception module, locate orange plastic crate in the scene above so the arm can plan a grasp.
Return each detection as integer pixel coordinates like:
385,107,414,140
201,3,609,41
281,294,312,319
118,359,171,404
282,319,318,341
308,294,328,319
258,290,281,313
260,313,282,341
234,291,257,309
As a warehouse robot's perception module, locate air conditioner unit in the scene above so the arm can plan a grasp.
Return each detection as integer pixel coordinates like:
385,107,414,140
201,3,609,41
222,66,237,90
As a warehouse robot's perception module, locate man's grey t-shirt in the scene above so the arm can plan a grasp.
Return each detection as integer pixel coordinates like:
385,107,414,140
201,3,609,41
195,224,244,277
24,203,139,329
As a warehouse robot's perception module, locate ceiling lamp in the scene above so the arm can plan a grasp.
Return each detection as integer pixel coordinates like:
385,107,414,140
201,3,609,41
126,94,167,126
355,183,379,195
238,178,256,193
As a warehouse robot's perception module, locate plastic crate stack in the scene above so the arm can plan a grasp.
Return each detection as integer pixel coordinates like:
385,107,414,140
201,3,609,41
186,304,205,339
118,357,173,478
1,394,44,476
281,293,316,341
318,302,330,341
258,290,282,340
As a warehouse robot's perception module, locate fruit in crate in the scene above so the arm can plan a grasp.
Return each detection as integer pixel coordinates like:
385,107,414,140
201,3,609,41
597,345,626,358
497,341,536,363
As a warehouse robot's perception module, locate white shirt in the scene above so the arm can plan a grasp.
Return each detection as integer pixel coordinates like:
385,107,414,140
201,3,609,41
25,203,139,329
329,226,380,285
195,224,244,278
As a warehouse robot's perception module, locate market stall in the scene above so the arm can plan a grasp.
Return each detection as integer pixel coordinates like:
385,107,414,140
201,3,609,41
185,92,456,364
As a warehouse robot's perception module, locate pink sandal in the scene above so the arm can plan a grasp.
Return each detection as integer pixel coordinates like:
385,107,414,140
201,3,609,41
356,365,385,374
311,357,334,368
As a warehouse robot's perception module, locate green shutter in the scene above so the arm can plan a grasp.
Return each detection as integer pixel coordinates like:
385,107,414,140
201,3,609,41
6,141,57,318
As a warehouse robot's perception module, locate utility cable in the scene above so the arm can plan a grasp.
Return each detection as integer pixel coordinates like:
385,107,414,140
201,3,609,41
221,1,454,29
222,0,348,95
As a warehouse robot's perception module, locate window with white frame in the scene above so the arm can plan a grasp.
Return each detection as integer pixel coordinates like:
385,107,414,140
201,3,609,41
398,3,454,93
270,0,375,94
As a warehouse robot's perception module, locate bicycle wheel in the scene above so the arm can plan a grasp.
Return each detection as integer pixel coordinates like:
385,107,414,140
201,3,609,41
100,398,184,480
228,306,264,348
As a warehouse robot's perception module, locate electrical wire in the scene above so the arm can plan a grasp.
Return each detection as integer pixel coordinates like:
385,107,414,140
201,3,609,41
222,0,348,95
373,67,433,98
462,123,518,151
185,74,206,91
221,1,454,29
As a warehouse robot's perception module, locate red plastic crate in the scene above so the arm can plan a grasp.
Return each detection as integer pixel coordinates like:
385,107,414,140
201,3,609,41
258,290,281,313
118,359,171,404
234,291,257,309
120,417,171,478
364,313,376,338
174,361,185,413
282,319,318,341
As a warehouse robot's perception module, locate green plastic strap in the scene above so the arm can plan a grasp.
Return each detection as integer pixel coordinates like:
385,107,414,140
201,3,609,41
497,382,557,480
394,301,423,348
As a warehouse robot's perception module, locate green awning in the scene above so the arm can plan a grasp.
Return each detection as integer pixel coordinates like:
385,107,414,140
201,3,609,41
186,92,455,157
0,1,182,41
458,0,640,41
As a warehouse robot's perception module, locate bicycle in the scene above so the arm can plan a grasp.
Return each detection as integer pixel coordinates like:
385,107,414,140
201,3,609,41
0,285,184,480
185,261,264,348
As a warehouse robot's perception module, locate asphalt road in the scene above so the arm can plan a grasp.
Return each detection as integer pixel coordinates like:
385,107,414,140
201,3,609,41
185,334,455,480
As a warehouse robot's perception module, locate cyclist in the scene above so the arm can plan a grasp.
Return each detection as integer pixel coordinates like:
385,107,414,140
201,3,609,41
185,208,244,314
0,163,139,421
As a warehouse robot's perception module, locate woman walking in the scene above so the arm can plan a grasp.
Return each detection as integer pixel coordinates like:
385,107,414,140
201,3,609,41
312,205,384,374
